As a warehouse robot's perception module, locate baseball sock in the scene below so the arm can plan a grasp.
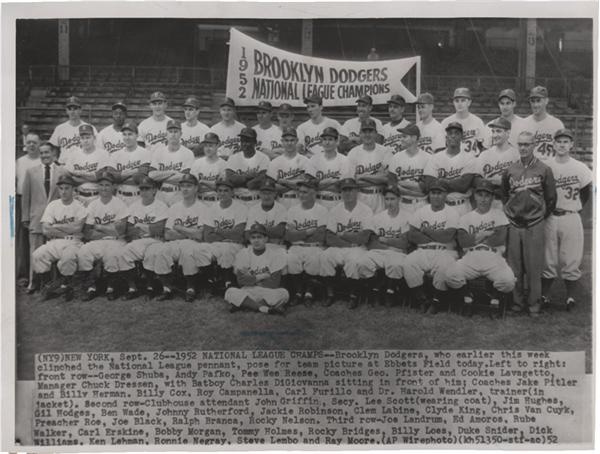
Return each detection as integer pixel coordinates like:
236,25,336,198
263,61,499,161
157,274,171,293
123,269,138,291
564,279,578,300
541,278,554,299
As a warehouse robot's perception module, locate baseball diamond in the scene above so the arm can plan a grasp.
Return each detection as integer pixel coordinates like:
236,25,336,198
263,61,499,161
15,18,593,374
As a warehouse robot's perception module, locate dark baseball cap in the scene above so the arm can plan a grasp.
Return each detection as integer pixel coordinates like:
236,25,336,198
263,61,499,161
497,89,516,102
339,178,359,190
257,101,273,112
278,103,293,115
57,174,76,186
383,185,401,197
488,117,512,130
96,169,116,184
529,86,548,99
79,124,94,136
136,175,156,188
239,127,257,140
416,93,434,104
215,178,234,189
121,121,138,134
356,95,373,105
428,179,448,192
249,223,268,236
66,96,81,107
304,94,323,105
179,173,199,185
554,128,574,140
474,179,495,194
220,97,236,108
166,120,182,130
297,178,319,190
112,101,127,111
360,118,377,131
388,95,406,106
453,87,471,99
183,96,200,108
281,127,298,138
445,122,464,133
260,179,277,192
202,132,220,144
320,127,339,139
149,91,166,102
397,123,421,138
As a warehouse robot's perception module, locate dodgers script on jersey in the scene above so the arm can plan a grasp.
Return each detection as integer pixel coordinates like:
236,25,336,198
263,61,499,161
410,204,459,249
207,200,248,230
309,152,348,190
424,150,476,202
327,201,374,234
226,151,270,198
97,125,126,154
286,203,328,233
253,124,282,155
522,114,565,160
190,157,226,194
381,118,410,154
50,121,98,163
64,147,110,193
181,121,211,150
210,121,245,159
234,246,287,276
387,149,430,186
343,116,384,140
128,199,168,235
547,158,593,212
459,208,509,253
41,199,87,226
110,146,151,175
138,116,172,153
372,209,410,239
165,200,210,230
441,113,488,156
267,153,312,182
85,197,128,227
417,118,445,154
150,145,195,183
246,201,287,229
346,143,391,181
474,146,520,185
296,117,342,157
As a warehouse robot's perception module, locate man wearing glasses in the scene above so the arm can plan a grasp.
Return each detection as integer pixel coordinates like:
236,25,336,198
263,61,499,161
49,96,97,164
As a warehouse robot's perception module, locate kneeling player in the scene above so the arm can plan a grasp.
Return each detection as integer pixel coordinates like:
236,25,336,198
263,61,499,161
225,223,289,315
445,180,516,307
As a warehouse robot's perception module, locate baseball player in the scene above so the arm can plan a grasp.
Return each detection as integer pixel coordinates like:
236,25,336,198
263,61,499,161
346,118,390,214
203,178,248,291
445,179,516,308
253,101,282,159
138,91,172,153
502,131,556,316
522,86,565,160
144,173,213,302
473,117,520,209
415,93,445,154
267,127,311,209
224,128,269,207
97,101,127,154
109,120,151,206
309,127,348,209
320,178,375,309
245,179,287,248
360,185,410,306
381,95,410,155
32,174,87,301
190,132,226,204
116,175,168,300
49,96,97,164
423,122,477,216
296,94,343,158
404,180,459,313
484,89,526,147
440,88,488,157
542,129,593,310
148,120,195,206
225,223,288,315
181,96,210,154
284,178,327,306
277,103,295,130
209,97,245,160
64,124,110,206
386,123,430,213
77,169,128,301
342,95,384,147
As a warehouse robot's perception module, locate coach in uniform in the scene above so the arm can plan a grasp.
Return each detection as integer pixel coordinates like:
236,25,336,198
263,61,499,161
310,127,348,209
138,91,172,153
190,132,226,205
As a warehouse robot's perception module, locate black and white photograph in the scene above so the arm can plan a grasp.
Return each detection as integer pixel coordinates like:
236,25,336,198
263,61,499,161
2,1,596,450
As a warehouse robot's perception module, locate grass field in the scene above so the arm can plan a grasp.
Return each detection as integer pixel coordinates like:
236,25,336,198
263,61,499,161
16,227,593,379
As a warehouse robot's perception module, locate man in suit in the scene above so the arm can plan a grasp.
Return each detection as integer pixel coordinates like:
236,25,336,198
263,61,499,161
21,142,65,293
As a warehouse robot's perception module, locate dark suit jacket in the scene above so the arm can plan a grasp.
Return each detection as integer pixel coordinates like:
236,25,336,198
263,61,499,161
21,164,65,234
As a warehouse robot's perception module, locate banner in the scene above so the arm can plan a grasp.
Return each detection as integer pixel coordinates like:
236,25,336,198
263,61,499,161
226,28,420,107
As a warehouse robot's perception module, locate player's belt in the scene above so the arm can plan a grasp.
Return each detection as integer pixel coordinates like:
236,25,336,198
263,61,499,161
552,210,576,217
291,242,322,247
359,187,383,194
317,193,341,201
465,244,497,253
446,198,468,206
118,190,139,197
236,194,260,202
419,244,448,251
77,189,99,197
61,236,80,241
401,196,426,204
281,193,298,199
199,194,218,202
100,236,118,241
160,185,179,193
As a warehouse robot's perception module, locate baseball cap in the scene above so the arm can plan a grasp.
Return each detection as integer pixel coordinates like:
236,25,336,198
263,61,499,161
202,132,220,144
56,174,76,186
428,179,448,192
112,100,127,111
416,93,435,104
220,97,235,108
554,128,574,140
78,124,94,136
445,122,464,133
278,103,293,115
281,127,298,138
388,95,406,106
136,175,156,188
356,95,373,105
297,178,319,190
474,179,495,194
320,127,339,139
66,96,81,108
215,177,234,189
360,118,377,131
383,185,401,197
96,169,116,184
497,89,516,102
488,117,512,130
257,101,273,112
183,96,200,108
260,179,277,192
529,86,548,99
453,87,471,99
304,94,323,105
249,223,268,236
149,91,166,102
397,123,421,138
239,127,257,141
121,121,138,134
339,178,358,190
179,173,199,185
166,120,182,130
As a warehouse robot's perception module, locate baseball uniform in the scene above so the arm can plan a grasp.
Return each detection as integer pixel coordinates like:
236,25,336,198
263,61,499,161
49,121,98,164
543,157,593,281
403,204,460,290
32,198,87,276
267,153,312,209
138,116,173,153
522,114,565,160
309,151,348,209
441,113,487,157
286,202,328,276
296,117,342,157
64,147,110,206
205,200,248,269
346,143,391,214
473,145,520,209
445,208,515,292
190,156,226,204
381,118,410,155
182,121,211,150
110,146,152,205
150,144,195,206
209,120,245,159
225,151,270,206
416,118,446,154
97,125,126,155
77,196,129,273
253,124,282,157
343,117,384,142
386,148,430,213
246,201,287,247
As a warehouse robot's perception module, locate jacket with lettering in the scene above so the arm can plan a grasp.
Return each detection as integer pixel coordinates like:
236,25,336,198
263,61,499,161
501,157,556,228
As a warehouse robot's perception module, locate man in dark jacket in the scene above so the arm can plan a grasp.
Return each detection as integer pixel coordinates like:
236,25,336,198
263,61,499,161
502,131,556,316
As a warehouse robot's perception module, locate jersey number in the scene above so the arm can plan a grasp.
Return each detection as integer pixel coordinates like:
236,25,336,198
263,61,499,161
563,186,579,200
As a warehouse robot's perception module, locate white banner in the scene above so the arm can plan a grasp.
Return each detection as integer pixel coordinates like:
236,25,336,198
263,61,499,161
226,28,420,107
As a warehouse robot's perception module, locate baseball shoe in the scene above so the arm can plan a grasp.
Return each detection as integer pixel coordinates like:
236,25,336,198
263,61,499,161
541,296,551,309
229,305,242,313
122,288,139,300
106,287,118,301
322,295,335,307
565,297,575,311
303,291,314,307
289,292,303,307
427,298,440,315
348,294,359,310
156,290,174,301
267,306,285,316
185,289,196,303
82,288,97,302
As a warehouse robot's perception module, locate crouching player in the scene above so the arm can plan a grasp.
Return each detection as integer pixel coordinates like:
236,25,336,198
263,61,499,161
445,180,516,308
225,223,289,315
404,180,459,313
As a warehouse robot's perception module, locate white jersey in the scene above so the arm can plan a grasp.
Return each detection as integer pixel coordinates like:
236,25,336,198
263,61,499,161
128,198,169,236
190,156,226,196
547,157,593,212
410,204,459,249
207,200,248,230
309,152,348,191
16,155,40,195
226,151,270,198
150,145,195,185
327,201,374,234
209,121,245,159
485,115,527,148
387,149,430,195
138,115,172,153
97,125,126,154
234,246,287,275
286,203,328,232
85,197,128,227
441,113,487,156
381,118,410,154
459,208,509,254
110,146,152,183
165,199,210,230
181,121,211,151
342,116,384,140
246,202,287,230
424,150,476,202
417,118,445,154
267,153,312,182
49,120,98,164
346,143,390,182
64,147,110,193
474,145,520,185
373,209,410,239
41,198,87,226
296,117,342,157
522,114,565,160
253,124,282,156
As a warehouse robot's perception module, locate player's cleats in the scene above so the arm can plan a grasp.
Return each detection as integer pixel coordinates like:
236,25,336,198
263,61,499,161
541,295,551,309
322,295,335,307
348,294,359,310
157,290,173,301
185,289,196,303
489,298,500,307
303,292,314,307
428,298,440,315
565,297,575,311
289,292,303,307
122,288,138,300
106,287,118,301
82,288,97,301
